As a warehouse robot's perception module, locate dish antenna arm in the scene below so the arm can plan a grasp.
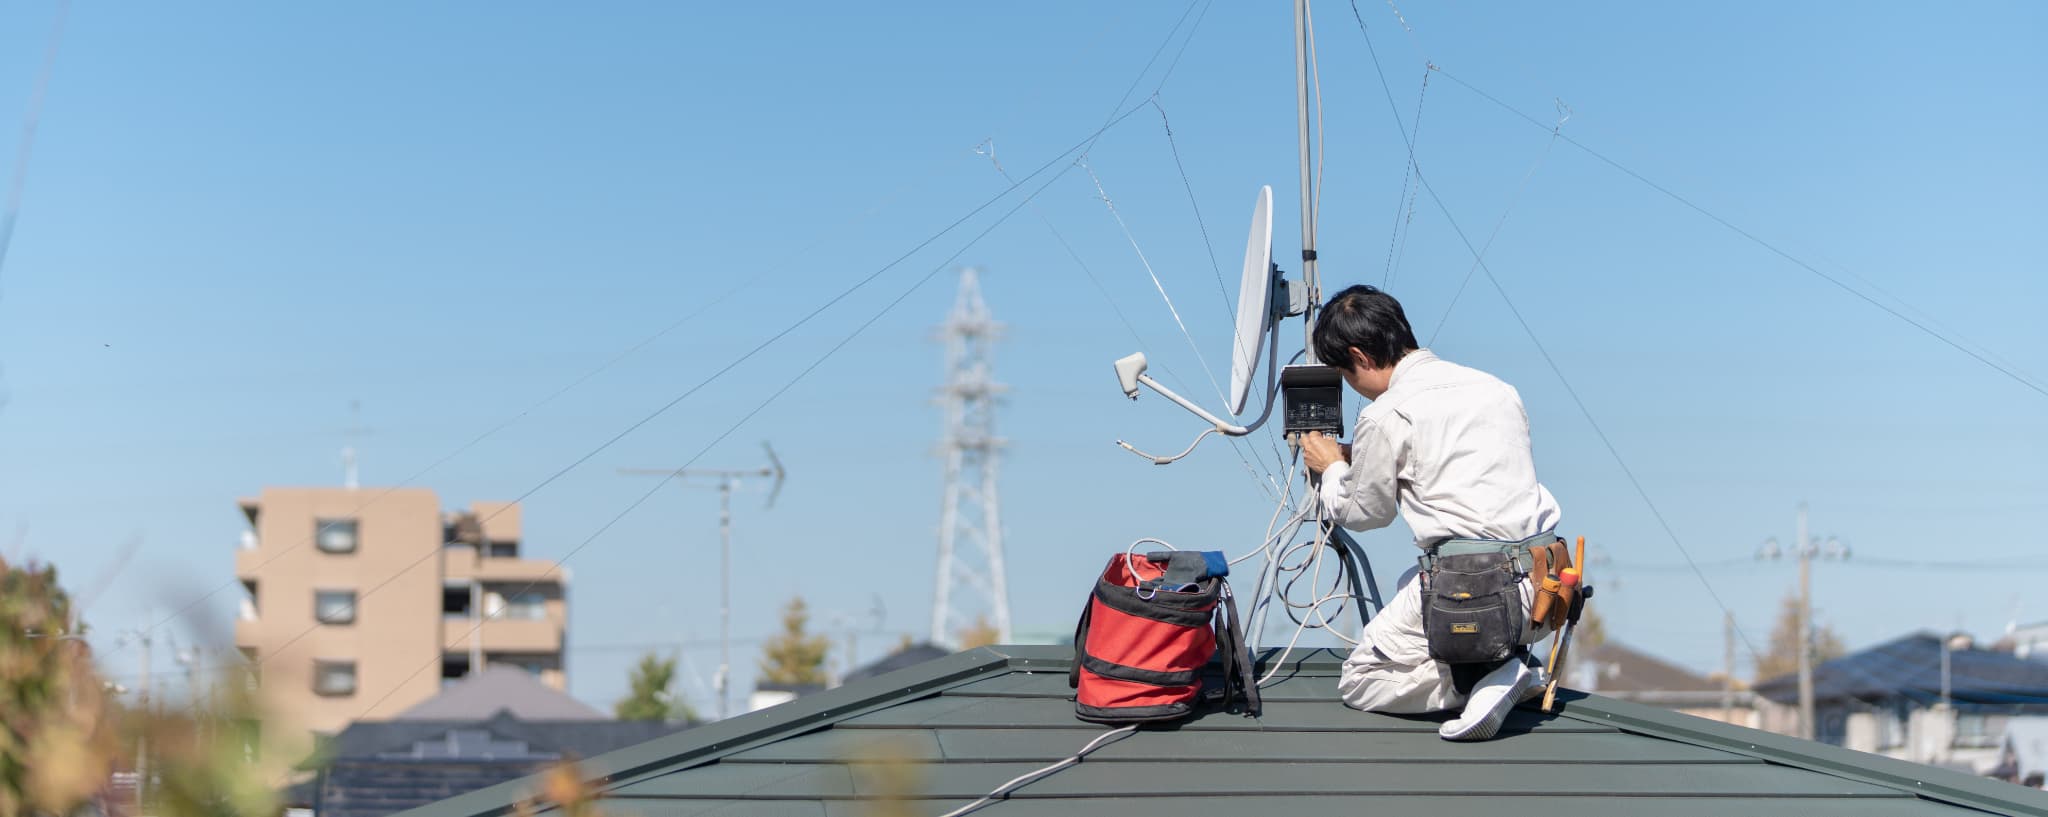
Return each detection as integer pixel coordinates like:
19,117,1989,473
1113,317,1283,465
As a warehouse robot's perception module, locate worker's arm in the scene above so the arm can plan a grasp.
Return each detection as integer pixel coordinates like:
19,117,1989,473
1308,419,1401,532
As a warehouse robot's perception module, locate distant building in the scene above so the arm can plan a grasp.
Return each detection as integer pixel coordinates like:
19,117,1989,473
1754,632,2048,775
233,487,568,767
303,667,690,817
1999,621,2048,662
1571,640,1758,727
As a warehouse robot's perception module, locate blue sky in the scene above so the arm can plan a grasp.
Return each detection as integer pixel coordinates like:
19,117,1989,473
0,1,2041,714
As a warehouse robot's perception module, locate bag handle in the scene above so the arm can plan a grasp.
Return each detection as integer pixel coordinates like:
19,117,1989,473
1068,595,1094,689
1217,581,1262,715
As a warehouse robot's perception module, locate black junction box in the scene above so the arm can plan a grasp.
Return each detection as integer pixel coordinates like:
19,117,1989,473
1281,364,1344,438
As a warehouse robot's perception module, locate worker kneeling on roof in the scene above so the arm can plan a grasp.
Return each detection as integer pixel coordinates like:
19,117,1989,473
1299,285,1563,742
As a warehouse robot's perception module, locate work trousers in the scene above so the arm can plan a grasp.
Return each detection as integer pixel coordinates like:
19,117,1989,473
1338,565,1552,714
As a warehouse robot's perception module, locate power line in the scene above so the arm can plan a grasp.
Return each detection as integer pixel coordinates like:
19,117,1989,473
1347,7,1768,667
340,133,1110,728
1427,66,2048,401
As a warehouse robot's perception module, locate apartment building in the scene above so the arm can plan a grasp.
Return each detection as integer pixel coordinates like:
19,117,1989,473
233,487,567,763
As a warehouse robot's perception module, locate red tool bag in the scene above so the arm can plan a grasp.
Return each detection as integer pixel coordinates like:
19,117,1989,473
1068,551,1259,724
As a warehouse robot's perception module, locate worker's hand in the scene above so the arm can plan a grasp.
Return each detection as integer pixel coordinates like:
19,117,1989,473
1301,432,1348,474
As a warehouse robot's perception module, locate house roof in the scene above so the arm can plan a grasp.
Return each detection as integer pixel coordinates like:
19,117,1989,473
395,667,606,721
315,712,693,817
1756,633,2048,707
843,642,952,684
329,710,687,761
392,646,2047,817
1575,641,1751,709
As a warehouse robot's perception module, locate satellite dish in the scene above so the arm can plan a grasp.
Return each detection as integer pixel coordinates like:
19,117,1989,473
1227,186,1275,415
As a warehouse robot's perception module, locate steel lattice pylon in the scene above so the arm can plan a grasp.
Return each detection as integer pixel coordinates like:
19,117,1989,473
930,267,1012,647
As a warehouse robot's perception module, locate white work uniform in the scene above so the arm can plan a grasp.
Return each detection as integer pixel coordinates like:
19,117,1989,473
1319,349,1563,714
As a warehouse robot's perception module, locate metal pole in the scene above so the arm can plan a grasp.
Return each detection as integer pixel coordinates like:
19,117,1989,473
1723,611,1736,724
470,578,484,676
1796,503,1816,741
1292,0,1320,357
717,479,732,721
1940,634,1953,709
136,631,151,810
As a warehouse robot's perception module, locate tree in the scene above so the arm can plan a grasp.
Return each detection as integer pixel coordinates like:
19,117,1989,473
759,597,831,686
955,616,1000,650
1756,593,1845,682
1,557,115,817
1573,606,1607,652
614,653,693,723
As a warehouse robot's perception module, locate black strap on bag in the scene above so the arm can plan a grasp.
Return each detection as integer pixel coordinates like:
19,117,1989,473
1213,583,1261,716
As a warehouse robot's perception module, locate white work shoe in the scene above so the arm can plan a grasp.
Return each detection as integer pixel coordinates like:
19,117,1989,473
1439,658,1537,742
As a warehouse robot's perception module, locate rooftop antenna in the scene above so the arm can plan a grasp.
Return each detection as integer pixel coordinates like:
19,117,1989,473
1103,0,1381,646
341,400,372,489
621,442,784,721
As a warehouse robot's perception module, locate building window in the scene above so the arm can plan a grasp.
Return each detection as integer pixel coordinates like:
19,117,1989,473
312,660,357,697
502,591,547,621
239,580,259,622
314,590,357,625
315,519,359,554
443,584,474,618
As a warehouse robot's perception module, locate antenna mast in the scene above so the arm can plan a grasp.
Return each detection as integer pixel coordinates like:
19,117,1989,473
931,267,1013,647
342,400,368,489
1293,0,1322,358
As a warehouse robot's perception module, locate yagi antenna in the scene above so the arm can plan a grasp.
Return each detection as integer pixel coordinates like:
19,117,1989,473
1113,186,1300,464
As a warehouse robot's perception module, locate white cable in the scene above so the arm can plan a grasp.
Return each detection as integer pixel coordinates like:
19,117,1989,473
935,725,1139,817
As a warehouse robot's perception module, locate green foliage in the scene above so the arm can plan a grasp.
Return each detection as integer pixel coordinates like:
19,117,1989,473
614,652,693,723
0,557,115,817
758,597,830,687
955,617,1000,650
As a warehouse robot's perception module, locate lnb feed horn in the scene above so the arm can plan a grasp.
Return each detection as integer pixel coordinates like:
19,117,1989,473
1110,186,1287,465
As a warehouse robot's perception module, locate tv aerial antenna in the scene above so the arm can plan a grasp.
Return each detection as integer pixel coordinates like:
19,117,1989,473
621,442,785,720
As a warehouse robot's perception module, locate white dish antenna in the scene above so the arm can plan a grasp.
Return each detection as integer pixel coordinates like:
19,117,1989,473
1227,186,1275,416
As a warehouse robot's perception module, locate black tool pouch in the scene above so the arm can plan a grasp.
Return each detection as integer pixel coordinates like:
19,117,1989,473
1418,548,1523,665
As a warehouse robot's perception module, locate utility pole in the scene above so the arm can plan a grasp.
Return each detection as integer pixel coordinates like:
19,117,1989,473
932,268,1012,647
1758,502,1848,741
128,628,152,810
1723,611,1736,724
621,443,783,720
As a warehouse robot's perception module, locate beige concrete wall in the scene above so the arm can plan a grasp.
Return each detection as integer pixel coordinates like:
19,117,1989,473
236,487,447,764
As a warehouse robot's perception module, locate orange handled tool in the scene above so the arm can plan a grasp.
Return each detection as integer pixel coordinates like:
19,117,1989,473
1541,536,1591,712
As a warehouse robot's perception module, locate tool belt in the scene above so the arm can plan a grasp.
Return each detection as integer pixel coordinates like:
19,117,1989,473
1417,532,1567,666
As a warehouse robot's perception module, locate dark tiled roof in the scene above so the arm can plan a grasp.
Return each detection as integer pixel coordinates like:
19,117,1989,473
319,713,693,817
844,642,951,683
330,711,687,760
321,762,544,817
1756,633,2048,706
393,646,2048,817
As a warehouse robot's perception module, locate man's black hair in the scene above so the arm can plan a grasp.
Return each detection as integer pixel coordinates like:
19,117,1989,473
1312,284,1418,370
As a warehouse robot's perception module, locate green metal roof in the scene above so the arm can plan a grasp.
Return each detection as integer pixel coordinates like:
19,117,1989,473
394,646,2048,817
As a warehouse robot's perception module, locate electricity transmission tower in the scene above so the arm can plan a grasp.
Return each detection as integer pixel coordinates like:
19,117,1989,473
930,267,1012,647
